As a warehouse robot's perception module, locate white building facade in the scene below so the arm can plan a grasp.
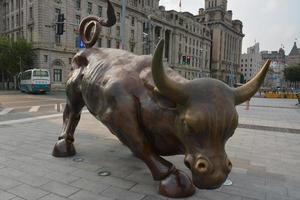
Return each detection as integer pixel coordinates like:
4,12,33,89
240,43,261,82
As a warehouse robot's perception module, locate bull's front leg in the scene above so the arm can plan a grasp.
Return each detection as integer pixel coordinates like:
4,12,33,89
52,79,85,157
101,94,195,198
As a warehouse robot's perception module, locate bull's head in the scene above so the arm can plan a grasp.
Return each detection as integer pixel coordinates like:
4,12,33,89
152,40,270,189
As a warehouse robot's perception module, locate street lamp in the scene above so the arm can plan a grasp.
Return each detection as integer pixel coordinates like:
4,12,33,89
120,0,127,50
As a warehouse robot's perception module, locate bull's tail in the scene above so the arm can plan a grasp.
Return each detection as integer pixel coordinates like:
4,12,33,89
79,0,116,48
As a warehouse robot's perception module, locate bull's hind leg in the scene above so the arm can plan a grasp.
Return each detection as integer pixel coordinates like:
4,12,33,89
52,70,85,157
101,90,195,198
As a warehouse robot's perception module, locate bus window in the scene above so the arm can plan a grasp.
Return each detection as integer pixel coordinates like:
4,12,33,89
23,71,32,80
33,70,49,77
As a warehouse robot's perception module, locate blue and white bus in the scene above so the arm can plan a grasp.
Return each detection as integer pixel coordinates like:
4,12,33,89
19,69,51,93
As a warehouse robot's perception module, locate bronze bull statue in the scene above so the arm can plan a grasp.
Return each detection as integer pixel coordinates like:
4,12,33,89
52,1,270,197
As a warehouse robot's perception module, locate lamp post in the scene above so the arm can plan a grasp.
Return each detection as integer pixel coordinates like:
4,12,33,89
120,0,127,50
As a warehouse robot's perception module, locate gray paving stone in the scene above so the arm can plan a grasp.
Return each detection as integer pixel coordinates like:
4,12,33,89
0,98,300,200
45,171,81,184
69,190,113,200
39,193,71,200
70,178,110,194
196,190,242,200
10,197,26,200
7,184,49,200
40,181,80,197
101,186,145,200
18,174,52,187
0,175,22,190
0,189,16,200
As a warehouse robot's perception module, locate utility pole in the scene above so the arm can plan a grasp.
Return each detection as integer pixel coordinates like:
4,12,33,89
120,0,127,50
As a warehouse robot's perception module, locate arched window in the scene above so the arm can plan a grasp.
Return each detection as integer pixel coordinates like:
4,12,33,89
52,60,64,82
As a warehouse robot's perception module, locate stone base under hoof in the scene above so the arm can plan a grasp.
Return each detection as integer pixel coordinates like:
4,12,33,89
159,169,195,198
52,139,76,157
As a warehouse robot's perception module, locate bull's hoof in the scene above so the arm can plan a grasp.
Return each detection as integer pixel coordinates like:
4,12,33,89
159,169,195,198
52,139,76,157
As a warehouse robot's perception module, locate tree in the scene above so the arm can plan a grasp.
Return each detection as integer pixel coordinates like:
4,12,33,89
284,63,300,83
0,36,35,89
0,37,35,74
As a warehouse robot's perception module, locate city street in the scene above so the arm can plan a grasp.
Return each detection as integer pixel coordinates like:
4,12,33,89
0,91,67,122
0,91,300,200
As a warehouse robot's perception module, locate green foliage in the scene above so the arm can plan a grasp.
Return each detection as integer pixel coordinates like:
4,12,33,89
0,37,35,75
284,63,300,82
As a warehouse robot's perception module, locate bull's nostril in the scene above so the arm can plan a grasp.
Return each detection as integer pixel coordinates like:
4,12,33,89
195,159,209,173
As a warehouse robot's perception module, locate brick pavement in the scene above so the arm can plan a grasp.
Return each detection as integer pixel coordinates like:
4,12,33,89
0,97,299,200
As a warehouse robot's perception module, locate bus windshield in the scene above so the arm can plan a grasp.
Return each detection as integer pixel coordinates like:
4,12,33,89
33,70,49,77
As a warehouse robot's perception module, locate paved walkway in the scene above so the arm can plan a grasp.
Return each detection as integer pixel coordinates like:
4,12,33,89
0,98,299,200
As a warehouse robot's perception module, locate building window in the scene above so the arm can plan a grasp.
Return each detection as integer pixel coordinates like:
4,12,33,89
10,0,14,11
11,16,14,29
44,55,48,63
132,0,138,7
116,12,120,22
98,6,102,17
98,38,102,47
87,2,92,14
116,26,120,37
76,15,81,25
21,11,23,25
75,36,80,47
53,69,62,82
107,39,111,48
130,44,134,52
130,30,134,39
55,8,61,44
131,16,135,26
16,14,19,26
29,6,33,20
69,58,72,64
29,27,33,42
75,0,81,10
16,0,20,9
116,41,120,49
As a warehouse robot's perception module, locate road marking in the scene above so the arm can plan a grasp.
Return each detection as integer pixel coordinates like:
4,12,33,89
2,99,65,105
0,108,14,115
29,106,40,112
54,103,64,112
0,110,89,126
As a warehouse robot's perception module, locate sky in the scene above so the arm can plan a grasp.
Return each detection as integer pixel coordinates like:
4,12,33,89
159,0,300,54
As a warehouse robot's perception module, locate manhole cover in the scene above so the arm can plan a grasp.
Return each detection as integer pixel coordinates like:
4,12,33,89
223,179,233,186
72,157,84,162
98,171,111,176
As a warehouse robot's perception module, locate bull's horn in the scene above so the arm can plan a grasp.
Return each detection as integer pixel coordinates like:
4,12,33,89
234,60,271,105
152,40,187,104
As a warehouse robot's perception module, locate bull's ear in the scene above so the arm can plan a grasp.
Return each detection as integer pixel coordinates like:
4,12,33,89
233,60,271,105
